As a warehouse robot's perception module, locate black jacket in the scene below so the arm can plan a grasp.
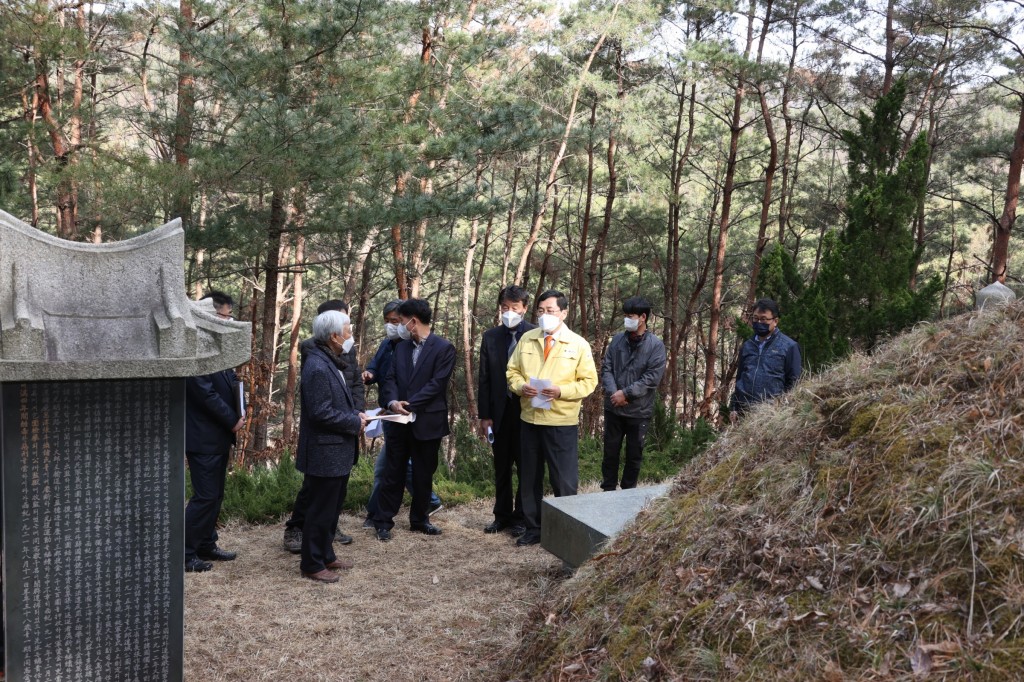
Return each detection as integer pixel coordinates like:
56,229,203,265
185,369,240,455
477,320,536,434
380,333,456,441
296,344,362,477
300,337,365,411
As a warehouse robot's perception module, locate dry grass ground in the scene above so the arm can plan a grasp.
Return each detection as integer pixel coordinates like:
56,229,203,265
183,499,562,682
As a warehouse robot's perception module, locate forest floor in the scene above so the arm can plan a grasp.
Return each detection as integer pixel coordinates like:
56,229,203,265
183,498,563,682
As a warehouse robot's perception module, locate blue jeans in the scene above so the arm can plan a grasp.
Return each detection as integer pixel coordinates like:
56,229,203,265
365,443,441,518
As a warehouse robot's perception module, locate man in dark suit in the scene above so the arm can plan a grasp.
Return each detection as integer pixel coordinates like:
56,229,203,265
477,285,535,536
184,291,244,573
282,299,365,553
372,298,456,541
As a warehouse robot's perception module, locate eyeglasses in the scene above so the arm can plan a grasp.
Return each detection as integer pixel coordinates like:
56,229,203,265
750,316,775,323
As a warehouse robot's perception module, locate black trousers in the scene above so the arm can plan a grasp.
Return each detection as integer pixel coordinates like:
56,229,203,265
300,474,350,574
372,424,440,530
491,399,524,525
184,451,229,560
601,411,650,490
520,422,578,534
287,442,357,531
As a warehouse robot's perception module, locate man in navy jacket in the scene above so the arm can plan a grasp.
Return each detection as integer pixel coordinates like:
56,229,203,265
371,298,455,541
184,291,244,573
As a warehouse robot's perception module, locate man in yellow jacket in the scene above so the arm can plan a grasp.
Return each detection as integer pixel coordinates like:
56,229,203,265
506,289,598,546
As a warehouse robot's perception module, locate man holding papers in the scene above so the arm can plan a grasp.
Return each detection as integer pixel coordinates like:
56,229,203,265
372,298,456,541
506,290,598,546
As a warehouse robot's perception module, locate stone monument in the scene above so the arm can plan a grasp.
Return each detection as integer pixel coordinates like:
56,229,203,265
0,209,250,681
541,484,671,568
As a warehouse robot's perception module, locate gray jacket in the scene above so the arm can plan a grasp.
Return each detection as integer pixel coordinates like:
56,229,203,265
601,331,667,419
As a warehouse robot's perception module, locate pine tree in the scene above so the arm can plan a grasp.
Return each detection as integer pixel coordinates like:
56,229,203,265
789,79,941,367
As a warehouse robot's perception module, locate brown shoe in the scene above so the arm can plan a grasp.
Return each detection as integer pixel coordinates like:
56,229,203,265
301,569,339,584
326,558,353,571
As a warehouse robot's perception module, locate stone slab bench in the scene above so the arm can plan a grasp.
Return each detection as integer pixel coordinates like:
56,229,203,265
541,483,671,568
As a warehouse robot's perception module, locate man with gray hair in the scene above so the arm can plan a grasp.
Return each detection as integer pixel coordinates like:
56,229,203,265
296,310,366,582
283,299,365,553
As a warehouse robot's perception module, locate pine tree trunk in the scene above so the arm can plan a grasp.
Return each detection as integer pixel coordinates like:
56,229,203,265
992,95,1024,283
701,0,756,421
281,233,306,444
513,0,623,286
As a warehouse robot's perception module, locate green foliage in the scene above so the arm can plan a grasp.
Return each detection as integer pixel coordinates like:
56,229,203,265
756,243,804,315
787,80,941,369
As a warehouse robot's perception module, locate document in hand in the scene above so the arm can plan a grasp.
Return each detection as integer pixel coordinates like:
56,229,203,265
364,408,384,438
529,377,553,409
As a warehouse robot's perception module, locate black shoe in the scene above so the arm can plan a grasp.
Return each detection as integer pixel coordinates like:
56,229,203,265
185,557,213,573
508,524,527,538
516,533,540,546
334,533,354,545
484,520,507,534
428,500,444,516
362,517,374,529
197,547,237,562
375,527,392,542
283,527,302,553
410,522,442,535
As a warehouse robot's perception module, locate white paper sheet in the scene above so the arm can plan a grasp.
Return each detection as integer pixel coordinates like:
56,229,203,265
529,377,553,409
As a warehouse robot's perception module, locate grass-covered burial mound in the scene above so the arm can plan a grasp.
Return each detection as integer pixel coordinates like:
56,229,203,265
500,303,1024,680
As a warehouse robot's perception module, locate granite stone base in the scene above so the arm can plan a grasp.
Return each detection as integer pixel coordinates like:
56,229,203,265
540,484,671,568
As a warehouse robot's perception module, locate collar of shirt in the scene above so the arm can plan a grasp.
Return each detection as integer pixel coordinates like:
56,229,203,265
544,325,565,343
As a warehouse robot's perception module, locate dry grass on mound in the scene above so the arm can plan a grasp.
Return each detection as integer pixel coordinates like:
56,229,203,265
183,499,561,682
502,304,1024,681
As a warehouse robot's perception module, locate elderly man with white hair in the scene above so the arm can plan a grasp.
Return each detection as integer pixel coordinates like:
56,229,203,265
295,310,367,583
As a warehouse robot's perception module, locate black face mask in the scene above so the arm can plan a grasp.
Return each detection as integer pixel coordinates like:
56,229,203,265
752,322,771,336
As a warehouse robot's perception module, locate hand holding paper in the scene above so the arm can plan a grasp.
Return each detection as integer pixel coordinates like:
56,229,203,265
529,377,554,409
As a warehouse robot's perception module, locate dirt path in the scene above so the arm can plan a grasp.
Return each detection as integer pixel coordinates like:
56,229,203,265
183,500,561,681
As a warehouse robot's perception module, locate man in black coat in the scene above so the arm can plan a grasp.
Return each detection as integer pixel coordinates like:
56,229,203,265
477,285,535,536
372,298,456,541
282,299,365,553
295,310,366,583
184,291,244,573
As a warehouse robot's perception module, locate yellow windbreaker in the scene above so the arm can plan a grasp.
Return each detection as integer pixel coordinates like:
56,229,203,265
506,325,598,426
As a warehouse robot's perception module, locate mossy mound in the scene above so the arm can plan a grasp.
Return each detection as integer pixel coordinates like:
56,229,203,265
500,304,1024,680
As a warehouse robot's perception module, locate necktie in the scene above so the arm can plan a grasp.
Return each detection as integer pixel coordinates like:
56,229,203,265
507,332,518,359
544,334,555,360
412,341,422,368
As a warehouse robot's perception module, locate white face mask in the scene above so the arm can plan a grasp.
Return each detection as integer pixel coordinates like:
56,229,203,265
341,336,355,354
624,316,640,332
538,313,561,333
501,311,523,329
397,323,412,340
385,323,401,340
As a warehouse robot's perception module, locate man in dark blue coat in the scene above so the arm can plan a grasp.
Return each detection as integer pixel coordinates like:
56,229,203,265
730,298,802,423
477,285,535,535
184,291,244,573
371,298,456,541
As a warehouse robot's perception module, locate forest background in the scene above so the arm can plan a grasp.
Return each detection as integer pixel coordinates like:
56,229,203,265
1,0,1022,507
